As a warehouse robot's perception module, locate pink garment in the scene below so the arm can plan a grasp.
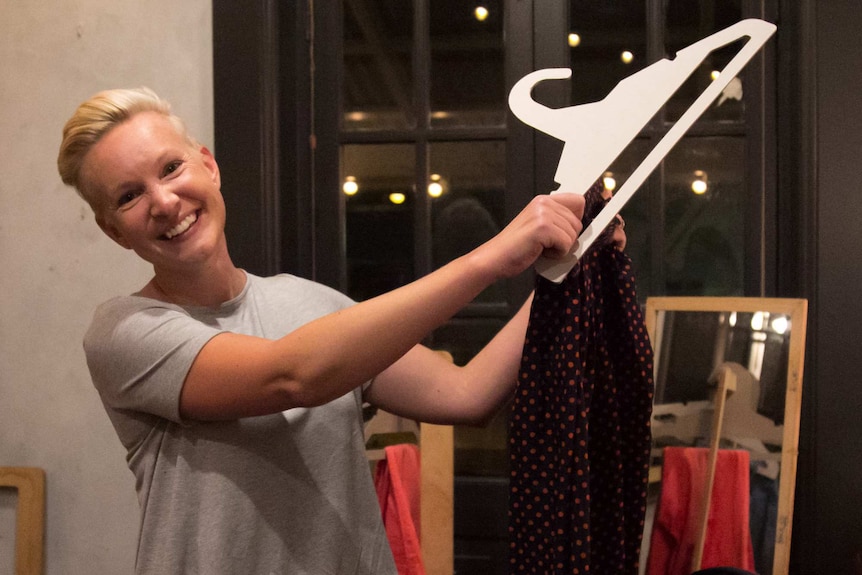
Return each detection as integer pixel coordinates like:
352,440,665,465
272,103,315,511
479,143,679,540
647,447,755,575
374,443,426,575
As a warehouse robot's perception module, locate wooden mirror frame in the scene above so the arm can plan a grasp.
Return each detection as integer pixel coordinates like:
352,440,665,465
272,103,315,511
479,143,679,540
0,467,45,575
644,296,808,575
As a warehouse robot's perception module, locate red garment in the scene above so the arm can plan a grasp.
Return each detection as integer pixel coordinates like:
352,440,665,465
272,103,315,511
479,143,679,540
374,443,426,575
647,447,755,575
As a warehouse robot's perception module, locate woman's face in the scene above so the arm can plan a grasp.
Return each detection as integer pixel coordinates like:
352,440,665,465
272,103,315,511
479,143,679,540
81,111,227,273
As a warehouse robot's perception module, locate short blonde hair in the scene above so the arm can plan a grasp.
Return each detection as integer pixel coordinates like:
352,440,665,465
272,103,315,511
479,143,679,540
57,87,191,208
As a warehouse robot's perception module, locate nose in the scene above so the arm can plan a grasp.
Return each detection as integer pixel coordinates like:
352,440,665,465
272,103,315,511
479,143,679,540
148,184,181,219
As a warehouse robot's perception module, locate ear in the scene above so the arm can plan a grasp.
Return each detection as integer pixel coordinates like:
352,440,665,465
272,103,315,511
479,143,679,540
199,145,221,188
95,212,132,250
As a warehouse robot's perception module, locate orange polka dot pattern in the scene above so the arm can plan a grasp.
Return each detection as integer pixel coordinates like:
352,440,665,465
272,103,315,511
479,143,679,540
508,196,654,574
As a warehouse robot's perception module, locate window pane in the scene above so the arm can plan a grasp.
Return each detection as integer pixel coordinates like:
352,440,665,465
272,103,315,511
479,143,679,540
663,136,746,296
568,2,647,106
602,137,654,297
342,144,415,300
430,0,505,127
434,317,510,478
430,140,507,303
343,0,414,130
664,0,745,123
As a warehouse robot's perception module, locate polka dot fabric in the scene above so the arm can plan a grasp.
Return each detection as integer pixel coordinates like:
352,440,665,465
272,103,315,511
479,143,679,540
508,188,654,575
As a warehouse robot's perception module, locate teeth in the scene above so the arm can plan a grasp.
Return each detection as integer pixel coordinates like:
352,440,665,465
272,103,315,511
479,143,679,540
165,213,197,239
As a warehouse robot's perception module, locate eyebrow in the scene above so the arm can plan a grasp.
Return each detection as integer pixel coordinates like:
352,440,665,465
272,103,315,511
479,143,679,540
107,149,188,197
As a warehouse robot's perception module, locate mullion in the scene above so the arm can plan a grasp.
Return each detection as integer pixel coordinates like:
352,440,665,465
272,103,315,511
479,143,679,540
413,0,433,279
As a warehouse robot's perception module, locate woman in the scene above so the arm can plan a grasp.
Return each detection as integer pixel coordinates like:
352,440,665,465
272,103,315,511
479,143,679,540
57,87,586,574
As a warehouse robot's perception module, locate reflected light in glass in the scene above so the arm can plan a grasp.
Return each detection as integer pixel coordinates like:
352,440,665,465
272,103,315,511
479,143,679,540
343,176,359,196
602,171,616,193
389,192,406,205
428,173,446,198
621,50,634,64
474,6,488,21
772,315,789,335
728,311,737,327
568,33,581,48
751,311,766,331
428,182,444,198
691,170,708,195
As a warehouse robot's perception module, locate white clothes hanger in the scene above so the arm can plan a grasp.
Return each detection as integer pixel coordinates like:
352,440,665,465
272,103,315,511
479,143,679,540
508,18,777,283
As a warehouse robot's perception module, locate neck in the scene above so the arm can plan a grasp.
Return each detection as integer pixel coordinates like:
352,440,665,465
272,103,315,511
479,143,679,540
144,261,247,308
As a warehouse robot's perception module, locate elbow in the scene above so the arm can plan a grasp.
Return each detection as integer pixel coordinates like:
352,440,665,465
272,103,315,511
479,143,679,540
272,379,325,409
464,406,504,428
442,398,506,428
463,388,516,427
271,369,353,410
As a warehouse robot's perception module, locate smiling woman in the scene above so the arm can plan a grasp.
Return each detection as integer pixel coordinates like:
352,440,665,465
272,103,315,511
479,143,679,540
76,110,228,281
55,87,590,575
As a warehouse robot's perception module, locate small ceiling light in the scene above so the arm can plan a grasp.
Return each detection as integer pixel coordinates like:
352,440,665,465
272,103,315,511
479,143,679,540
691,170,708,195
389,192,407,205
343,176,359,196
711,70,721,81
474,6,489,21
428,182,444,198
621,50,634,64
568,33,581,48
427,173,446,198
602,171,617,193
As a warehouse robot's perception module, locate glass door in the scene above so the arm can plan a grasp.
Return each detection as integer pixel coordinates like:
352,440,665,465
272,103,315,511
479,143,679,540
313,1,775,572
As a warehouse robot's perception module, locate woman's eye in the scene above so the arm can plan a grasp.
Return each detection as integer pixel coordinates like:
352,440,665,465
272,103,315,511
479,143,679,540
164,160,183,176
117,190,142,208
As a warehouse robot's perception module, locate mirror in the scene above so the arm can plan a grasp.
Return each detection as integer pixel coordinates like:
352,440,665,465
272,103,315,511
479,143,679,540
640,297,808,575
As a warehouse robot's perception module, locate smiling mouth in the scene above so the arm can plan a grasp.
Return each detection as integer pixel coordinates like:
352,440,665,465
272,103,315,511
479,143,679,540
164,212,199,240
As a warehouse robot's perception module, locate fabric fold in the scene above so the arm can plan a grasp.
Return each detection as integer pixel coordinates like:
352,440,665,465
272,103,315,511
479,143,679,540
375,443,427,575
508,184,654,574
646,447,755,575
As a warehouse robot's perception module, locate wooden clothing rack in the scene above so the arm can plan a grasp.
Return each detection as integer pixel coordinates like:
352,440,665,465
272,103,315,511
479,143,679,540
364,351,455,575
365,414,454,575
689,363,736,571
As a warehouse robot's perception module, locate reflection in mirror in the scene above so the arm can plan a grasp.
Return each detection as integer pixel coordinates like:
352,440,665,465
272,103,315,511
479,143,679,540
641,297,807,575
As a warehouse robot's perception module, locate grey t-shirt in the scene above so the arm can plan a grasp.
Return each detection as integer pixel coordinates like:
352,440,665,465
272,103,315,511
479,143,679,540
84,273,396,575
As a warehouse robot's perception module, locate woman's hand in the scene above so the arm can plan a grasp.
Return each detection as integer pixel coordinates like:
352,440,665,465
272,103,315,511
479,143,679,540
613,214,627,251
471,193,586,281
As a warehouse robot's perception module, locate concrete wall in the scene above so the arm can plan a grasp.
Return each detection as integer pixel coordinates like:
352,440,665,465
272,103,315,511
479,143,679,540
0,2,212,572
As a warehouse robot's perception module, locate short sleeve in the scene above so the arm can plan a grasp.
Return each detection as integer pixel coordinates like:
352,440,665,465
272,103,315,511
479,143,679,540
84,297,223,423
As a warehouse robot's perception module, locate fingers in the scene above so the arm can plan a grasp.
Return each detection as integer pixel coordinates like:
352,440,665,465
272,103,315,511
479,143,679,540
473,193,587,281
547,191,586,220
534,193,585,257
613,214,627,251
